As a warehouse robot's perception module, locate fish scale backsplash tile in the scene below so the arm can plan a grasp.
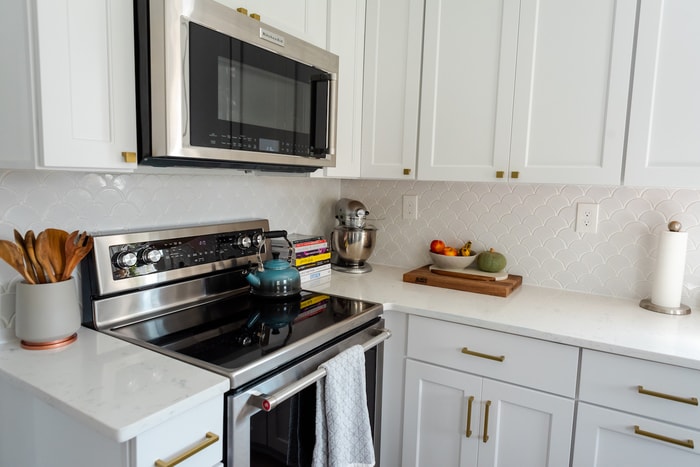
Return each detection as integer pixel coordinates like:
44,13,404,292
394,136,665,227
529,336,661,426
341,179,700,307
3,169,700,336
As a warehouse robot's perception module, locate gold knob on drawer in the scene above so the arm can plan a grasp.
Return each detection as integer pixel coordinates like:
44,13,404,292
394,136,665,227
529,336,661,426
496,171,504,179
250,13,260,20
403,168,412,175
511,171,519,179
121,151,137,163
236,7,248,15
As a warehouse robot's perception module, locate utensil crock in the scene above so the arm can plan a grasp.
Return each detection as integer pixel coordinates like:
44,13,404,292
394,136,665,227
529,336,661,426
14,277,80,349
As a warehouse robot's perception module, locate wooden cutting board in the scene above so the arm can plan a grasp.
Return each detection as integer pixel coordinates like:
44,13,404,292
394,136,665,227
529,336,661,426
403,265,522,297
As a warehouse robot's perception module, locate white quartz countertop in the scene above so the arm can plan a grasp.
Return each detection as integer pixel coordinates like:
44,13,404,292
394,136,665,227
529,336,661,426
307,265,700,370
0,327,230,442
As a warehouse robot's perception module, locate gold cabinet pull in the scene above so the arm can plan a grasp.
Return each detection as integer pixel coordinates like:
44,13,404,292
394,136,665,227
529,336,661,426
482,400,492,443
638,385,699,406
236,7,248,14
121,151,137,163
250,13,261,20
511,171,519,179
461,347,505,362
466,395,474,438
403,168,412,175
496,171,504,179
155,432,220,467
634,425,695,449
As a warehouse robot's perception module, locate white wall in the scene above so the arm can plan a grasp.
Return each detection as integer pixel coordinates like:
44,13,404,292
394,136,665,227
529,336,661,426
342,179,700,308
0,169,341,337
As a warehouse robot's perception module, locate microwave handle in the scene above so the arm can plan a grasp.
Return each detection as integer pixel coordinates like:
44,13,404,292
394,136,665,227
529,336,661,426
310,73,337,156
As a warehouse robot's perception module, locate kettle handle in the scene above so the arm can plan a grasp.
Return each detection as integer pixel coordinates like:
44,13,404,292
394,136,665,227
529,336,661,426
260,230,293,265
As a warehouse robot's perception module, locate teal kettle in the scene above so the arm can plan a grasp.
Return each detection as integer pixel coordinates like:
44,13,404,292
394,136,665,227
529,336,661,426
244,231,301,298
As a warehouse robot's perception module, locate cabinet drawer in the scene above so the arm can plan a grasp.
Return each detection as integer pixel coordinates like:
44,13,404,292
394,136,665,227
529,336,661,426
130,396,223,466
406,315,579,396
580,350,700,430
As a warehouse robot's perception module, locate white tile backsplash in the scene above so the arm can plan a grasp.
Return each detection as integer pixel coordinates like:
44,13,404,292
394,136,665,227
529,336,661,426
0,170,341,332
341,179,700,308
3,170,700,333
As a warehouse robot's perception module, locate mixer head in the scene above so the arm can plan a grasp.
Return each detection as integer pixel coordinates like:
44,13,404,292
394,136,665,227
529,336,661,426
335,198,369,228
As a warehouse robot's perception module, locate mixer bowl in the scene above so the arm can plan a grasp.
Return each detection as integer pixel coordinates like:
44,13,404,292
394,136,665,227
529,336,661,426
330,226,377,265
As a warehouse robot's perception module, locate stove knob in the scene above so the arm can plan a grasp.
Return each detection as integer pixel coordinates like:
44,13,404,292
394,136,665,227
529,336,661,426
139,247,163,264
237,235,252,249
113,251,137,269
251,233,264,247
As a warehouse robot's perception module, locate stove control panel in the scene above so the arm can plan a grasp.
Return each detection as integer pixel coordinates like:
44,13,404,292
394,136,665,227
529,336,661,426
108,228,264,280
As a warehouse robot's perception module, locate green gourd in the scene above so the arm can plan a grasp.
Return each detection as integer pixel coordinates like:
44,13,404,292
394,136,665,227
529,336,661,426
477,248,506,273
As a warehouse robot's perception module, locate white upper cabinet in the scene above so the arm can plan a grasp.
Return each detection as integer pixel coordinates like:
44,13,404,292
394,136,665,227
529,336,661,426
360,0,424,179
315,0,366,179
418,0,637,184
34,0,138,171
624,0,700,188
220,0,328,49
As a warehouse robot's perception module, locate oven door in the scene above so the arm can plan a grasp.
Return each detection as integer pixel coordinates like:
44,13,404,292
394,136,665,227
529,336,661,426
226,320,389,467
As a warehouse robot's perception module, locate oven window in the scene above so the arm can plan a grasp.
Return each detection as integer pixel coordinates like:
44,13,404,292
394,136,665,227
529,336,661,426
248,347,378,466
189,21,327,156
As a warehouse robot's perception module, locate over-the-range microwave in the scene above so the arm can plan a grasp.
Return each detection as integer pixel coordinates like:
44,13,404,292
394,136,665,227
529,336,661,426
134,0,338,173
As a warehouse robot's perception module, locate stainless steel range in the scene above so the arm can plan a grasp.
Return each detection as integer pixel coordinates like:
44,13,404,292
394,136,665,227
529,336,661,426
80,219,388,467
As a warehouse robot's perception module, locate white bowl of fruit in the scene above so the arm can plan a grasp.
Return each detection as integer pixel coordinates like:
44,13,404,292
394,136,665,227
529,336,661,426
429,240,476,269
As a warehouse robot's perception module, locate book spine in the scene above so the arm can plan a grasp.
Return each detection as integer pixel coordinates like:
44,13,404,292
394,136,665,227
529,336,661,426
271,237,325,248
293,252,331,267
296,258,331,272
299,267,332,282
272,244,329,257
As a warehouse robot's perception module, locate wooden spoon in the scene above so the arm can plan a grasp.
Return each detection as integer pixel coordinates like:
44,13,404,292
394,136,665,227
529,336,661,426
35,230,57,283
25,230,47,283
0,239,36,284
62,231,94,281
14,229,38,283
44,228,69,280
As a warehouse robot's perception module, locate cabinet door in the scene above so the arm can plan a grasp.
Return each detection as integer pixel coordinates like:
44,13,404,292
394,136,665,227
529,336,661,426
216,0,327,48
573,403,700,467
34,0,137,171
316,0,365,178
403,360,482,467
509,0,636,185
478,379,574,467
624,0,700,187
417,0,519,182
360,0,423,179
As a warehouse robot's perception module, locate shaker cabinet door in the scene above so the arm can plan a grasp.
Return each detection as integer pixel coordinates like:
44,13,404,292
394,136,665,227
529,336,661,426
624,0,700,187
34,0,137,171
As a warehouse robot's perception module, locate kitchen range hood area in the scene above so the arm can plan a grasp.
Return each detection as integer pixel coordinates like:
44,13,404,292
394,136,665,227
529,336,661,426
2,0,700,466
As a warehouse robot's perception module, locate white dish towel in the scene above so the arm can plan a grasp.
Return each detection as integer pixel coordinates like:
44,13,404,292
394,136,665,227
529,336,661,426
312,344,375,467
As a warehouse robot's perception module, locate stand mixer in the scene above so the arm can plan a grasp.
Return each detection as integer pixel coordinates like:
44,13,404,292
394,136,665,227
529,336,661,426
330,198,377,273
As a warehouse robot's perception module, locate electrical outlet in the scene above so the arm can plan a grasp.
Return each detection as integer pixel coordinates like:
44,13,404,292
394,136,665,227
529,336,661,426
403,195,418,220
576,203,599,233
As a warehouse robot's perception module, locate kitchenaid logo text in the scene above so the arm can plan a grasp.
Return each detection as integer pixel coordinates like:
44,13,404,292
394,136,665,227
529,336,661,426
260,28,285,47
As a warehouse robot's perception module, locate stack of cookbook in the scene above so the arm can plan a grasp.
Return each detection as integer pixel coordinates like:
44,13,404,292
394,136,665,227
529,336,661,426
271,233,331,283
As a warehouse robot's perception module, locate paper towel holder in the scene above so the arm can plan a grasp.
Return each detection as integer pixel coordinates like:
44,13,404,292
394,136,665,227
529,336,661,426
639,221,691,315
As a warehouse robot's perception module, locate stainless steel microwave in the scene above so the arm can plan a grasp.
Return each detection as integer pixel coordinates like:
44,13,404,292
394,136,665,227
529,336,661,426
134,0,338,173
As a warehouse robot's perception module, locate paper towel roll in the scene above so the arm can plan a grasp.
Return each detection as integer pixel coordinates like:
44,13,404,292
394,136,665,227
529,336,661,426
650,229,688,308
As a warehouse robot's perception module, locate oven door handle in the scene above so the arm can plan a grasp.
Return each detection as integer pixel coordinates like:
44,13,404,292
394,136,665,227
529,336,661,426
249,328,391,412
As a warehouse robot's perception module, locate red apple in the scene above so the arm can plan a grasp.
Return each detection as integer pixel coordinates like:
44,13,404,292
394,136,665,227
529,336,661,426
430,239,446,254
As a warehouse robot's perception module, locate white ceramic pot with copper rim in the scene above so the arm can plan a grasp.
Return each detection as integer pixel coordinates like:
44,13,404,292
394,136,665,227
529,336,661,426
14,277,80,350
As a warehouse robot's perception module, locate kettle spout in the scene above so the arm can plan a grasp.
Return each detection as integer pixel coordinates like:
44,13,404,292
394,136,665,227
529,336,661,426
243,268,261,288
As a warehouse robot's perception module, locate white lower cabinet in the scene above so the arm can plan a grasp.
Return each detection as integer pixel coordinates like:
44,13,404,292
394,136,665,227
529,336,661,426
402,315,578,467
0,377,224,467
572,349,700,466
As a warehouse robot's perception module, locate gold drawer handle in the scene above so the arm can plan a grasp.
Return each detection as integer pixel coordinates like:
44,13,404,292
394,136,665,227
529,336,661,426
155,432,220,467
634,425,695,449
638,385,699,406
465,395,474,438
461,347,505,362
121,151,137,163
496,171,504,179
482,400,492,443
